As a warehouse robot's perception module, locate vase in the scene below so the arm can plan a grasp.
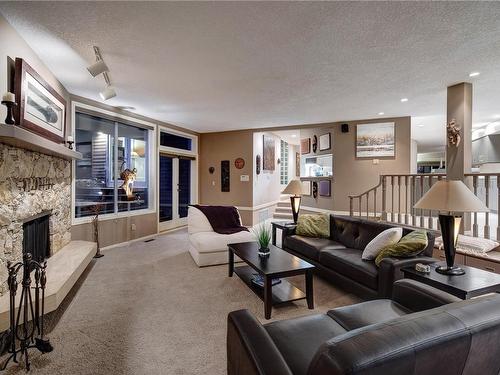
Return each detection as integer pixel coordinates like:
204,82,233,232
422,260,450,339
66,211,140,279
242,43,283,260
258,246,270,258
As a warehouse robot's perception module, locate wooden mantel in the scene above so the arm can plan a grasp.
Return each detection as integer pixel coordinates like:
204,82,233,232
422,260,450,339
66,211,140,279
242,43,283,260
0,123,82,160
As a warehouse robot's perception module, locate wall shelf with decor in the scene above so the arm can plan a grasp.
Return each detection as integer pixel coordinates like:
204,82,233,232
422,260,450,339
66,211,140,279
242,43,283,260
0,123,82,160
299,176,333,181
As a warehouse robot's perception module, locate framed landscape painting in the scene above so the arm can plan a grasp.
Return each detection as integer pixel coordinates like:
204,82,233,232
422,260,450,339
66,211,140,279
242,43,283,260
15,58,66,142
262,134,275,171
355,122,395,158
300,138,310,154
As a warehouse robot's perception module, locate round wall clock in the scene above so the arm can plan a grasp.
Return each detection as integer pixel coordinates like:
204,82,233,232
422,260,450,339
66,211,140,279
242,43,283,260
234,158,245,169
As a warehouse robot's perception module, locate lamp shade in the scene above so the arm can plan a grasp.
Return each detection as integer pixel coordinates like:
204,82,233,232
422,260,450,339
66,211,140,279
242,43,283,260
414,180,489,213
282,179,305,196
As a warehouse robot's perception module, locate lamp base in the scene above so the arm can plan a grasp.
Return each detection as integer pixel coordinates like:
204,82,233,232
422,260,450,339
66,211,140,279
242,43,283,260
435,265,466,276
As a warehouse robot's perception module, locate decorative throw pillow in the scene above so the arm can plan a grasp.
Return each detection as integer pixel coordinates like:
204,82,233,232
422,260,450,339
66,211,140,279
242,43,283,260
295,214,330,238
435,235,499,256
362,227,403,260
375,230,428,266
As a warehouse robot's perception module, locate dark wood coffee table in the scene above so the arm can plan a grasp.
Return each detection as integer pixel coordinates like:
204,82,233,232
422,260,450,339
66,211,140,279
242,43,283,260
402,261,500,299
228,242,315,319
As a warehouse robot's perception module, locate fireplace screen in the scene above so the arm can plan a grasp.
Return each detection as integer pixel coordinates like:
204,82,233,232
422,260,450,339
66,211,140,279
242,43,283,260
23,213,50,263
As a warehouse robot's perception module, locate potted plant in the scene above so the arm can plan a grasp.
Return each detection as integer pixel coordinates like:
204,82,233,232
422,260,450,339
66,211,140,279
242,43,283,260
254,223,272,258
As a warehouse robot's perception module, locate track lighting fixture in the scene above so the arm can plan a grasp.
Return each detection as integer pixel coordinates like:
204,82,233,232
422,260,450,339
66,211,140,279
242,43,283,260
89,46,117,101
99,85,117,101
87,59,109,77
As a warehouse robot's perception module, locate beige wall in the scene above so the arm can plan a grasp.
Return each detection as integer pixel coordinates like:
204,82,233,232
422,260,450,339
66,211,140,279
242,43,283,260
299,117,411,212
253,132,281,206
199,130,254,224
0,14,70,130
71,213,157,248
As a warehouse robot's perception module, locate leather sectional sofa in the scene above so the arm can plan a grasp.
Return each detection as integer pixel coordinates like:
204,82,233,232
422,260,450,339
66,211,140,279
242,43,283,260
282,215,437,298
227,279,500,375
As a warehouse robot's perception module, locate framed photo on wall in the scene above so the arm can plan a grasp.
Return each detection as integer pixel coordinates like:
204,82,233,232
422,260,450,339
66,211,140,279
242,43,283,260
15,58,66,142
301,181,311,196
262,134,275,171
300,138,310,154
355,122,395,158
319,133,331,151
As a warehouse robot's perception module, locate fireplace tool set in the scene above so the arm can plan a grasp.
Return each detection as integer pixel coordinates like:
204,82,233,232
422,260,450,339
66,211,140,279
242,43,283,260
1,253,53,371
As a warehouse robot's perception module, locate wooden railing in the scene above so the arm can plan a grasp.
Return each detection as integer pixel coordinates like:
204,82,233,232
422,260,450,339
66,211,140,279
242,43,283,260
349,173,500,240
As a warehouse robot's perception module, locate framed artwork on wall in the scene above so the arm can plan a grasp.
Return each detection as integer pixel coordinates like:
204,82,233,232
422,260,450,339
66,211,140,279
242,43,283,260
262,134,275,171
295,152,300,177
319,180,331,197
300,138,310,154
221,160,230,192
319,133,331,151
312,135,318,153
14,58,66,143
355,122,395,159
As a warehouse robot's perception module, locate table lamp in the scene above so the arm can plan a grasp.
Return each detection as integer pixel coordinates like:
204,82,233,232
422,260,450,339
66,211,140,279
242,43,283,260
282,180,305,224
414,179,488,275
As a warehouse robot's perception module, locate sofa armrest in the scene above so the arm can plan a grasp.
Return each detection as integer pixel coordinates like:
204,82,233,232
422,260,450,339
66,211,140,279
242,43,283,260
227,310,293,375
378,256,437,298
392,279,461,312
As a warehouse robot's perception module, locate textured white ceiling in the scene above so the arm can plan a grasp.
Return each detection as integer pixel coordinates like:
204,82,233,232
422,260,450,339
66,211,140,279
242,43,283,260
1,1,500,152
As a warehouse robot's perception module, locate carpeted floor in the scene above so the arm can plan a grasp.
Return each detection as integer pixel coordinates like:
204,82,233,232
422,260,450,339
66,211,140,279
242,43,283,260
3,228,359,374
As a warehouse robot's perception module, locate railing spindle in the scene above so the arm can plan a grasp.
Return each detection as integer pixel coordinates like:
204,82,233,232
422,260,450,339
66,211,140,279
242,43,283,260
382,176,387,221
391,176,395,222
405,176,409,224
397,176,402,223
484,176,490,239
427,175,434,229
411,176,416,226
374,188,377,220
473,175,478,237
359,196,362,217
366,191,370,219
419,176,425,228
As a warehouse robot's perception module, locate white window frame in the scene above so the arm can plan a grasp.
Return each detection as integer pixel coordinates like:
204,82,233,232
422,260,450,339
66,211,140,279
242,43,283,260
71,101,157,225
157,126,198,230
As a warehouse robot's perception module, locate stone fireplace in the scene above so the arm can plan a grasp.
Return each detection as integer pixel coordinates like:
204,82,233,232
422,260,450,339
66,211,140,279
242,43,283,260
0,143,72,294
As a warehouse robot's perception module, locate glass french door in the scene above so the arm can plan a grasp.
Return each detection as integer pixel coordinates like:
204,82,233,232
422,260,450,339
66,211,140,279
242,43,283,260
159,154,192,230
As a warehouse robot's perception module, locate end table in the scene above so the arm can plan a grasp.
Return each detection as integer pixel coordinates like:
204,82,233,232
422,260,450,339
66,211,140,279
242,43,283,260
271,221,296,248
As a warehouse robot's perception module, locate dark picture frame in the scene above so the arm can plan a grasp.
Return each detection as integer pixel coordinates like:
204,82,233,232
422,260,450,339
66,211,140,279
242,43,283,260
300,138,310,154
355,122,395,159
262,134,275,171
15,58,66,143
319,133,331,151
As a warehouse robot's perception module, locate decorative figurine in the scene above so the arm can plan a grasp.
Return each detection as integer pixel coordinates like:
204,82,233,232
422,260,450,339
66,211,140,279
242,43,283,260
66,135,74,150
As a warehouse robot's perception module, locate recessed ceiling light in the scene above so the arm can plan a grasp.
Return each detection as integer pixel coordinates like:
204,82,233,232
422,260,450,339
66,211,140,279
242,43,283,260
494,114,500,119
400,98,408,102
417,124,424,127
378,112,385,116
291,134,297,138
469,72,480,77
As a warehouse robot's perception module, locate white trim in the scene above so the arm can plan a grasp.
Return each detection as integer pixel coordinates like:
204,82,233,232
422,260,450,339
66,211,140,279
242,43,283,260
71,101,157,225
236,200,281,211
158,125,198,157
300,206,349,216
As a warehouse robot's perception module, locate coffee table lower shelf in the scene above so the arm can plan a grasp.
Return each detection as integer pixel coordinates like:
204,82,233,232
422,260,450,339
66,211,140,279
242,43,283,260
234,265,306,305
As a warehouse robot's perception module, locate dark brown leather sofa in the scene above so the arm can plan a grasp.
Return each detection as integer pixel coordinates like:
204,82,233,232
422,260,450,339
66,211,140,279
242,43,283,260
282,215,437,298
227,279,500,375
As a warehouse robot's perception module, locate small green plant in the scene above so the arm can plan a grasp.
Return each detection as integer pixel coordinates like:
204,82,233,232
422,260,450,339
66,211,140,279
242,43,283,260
253,223,271,250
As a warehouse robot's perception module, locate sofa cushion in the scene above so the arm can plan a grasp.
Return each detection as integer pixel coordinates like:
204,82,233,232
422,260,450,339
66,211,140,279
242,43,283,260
296,214,330,238
187,206,214,234
265,314,347,375
319,248,378,290
189,230,254,253
285,235,345,261
375,229,429,266
362,227,403,260
327,299,410,331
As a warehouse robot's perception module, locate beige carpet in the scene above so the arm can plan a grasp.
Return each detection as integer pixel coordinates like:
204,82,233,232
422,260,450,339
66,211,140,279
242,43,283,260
3,228,359,374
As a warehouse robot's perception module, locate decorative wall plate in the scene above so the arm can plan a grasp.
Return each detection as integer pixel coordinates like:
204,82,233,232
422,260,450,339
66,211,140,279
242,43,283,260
234,158,245,169
209,166,215,174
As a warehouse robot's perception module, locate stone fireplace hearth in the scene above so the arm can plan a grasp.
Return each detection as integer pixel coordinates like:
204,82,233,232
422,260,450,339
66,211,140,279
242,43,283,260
0,143,72,294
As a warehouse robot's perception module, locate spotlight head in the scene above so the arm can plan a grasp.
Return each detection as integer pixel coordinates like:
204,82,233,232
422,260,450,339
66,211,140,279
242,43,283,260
87,59,109,77
99,86,116,101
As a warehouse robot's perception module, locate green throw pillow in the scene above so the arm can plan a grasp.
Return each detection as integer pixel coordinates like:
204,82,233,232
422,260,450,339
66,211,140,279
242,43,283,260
295,214,330,238
375,230,428,266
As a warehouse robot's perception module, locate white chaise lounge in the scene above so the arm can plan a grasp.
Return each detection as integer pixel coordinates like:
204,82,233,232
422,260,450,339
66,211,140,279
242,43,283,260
188,206,254,266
